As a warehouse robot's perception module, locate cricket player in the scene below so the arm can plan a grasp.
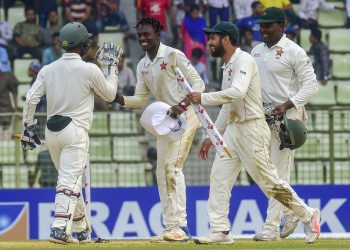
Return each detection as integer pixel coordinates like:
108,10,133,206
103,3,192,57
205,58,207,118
113,17,205,242
187,21,321,245
251,7,318,241
21,22,122,244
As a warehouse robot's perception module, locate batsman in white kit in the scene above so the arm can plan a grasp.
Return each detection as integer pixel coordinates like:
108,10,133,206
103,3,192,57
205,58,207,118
113,17,205,242
251,7,319,241
21,22,123,244
187,22,321,245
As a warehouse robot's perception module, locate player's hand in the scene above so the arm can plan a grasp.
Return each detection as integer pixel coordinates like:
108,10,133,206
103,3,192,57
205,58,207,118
187,92,201,104
198,138,212,160
271,100,295,120
21,120,42,150
96,42,123,75
167,105,186,119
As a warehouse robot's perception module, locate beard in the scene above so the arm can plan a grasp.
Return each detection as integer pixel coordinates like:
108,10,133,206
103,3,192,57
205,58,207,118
211,42,224,57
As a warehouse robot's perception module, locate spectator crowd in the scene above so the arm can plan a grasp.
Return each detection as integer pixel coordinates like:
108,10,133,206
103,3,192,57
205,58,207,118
0,0,349,121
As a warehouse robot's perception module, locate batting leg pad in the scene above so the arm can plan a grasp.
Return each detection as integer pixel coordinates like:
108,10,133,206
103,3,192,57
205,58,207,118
52,183,83,235
71,195,89,233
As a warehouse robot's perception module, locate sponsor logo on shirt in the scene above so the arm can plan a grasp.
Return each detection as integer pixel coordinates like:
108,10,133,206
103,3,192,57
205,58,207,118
141,70,149,75
240,70,246,75
253,52,261,57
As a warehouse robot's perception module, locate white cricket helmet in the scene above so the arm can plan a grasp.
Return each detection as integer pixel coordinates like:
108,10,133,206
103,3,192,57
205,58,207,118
140,101,187,142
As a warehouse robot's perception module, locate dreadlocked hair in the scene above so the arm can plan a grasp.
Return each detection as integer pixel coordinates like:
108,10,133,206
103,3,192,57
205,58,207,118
135,17,164,33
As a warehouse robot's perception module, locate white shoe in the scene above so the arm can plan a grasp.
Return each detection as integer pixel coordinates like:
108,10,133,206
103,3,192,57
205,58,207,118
304,208,321,244
253,227,280,241
194,232,234,245
280,214,299,238
163,227,189,242
150,233,167,243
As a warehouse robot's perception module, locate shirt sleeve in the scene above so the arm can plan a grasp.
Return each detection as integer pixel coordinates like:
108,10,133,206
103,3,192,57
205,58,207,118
214,104,229,133
290,48,319,109
177,52,205,93
124,62,150,109
23,68,46,127
201,57,254,105
90,64,118,102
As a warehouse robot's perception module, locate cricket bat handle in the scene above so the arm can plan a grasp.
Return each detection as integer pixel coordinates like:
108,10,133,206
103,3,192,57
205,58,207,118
13,133,47,145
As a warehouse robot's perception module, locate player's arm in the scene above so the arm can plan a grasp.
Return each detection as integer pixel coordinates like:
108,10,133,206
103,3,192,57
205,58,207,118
198,58,253,106
23,68,46,126
91,63,118,102
290,49,319,109
117,62,150,109
168,52,206,118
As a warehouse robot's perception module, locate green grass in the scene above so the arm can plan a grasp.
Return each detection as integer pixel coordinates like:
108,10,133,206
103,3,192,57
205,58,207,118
0,239,349,250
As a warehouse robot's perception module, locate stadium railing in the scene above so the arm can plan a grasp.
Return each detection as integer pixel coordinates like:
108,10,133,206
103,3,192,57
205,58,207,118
1,106,350,188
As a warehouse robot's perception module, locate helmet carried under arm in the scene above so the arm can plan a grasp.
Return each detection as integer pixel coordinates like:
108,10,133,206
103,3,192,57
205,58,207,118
278,117,307,150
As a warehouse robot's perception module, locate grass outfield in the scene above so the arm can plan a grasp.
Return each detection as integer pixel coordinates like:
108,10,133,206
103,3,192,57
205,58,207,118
0,239,349,250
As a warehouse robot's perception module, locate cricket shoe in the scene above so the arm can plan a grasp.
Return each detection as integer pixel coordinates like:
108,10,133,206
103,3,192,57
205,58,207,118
253,227,280,241
304,208,321,244
280,214,299,238
163,226,190,242
194,232,234,245
49,227,79,244
150,228,171,243
75,228,91,244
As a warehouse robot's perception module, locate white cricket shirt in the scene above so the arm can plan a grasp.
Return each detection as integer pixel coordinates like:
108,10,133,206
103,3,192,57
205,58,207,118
201,48,264,127
124,43,205,108
23,53,118,131
251,35,318,110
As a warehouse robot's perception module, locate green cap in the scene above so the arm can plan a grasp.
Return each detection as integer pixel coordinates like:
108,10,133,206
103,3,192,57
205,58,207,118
257,7,286,24
203,21,239,43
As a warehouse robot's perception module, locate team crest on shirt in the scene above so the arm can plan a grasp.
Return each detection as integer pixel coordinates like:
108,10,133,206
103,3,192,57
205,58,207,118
276,48,284,60
160,61,167,70
228,68,233,76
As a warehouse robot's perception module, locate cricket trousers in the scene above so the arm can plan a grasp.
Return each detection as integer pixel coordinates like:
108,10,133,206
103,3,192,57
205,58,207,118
207,118,313,232
156,107,200,229
46,122,89,235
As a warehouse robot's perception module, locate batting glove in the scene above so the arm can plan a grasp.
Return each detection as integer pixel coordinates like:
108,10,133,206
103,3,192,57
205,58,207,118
96,42,123,77
21,120,42,150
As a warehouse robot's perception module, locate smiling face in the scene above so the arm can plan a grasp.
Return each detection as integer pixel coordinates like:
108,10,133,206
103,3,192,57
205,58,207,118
207,33,225,58
259,22,284,48
136,24,160,53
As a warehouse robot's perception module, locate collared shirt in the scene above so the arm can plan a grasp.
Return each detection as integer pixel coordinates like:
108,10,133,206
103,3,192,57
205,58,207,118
0,21,13,46
13,21,43,44
309,41,330,81
124,43,205,109
23,53,118,130
298,0,335,20
201,48,264,127
251,35,318,110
